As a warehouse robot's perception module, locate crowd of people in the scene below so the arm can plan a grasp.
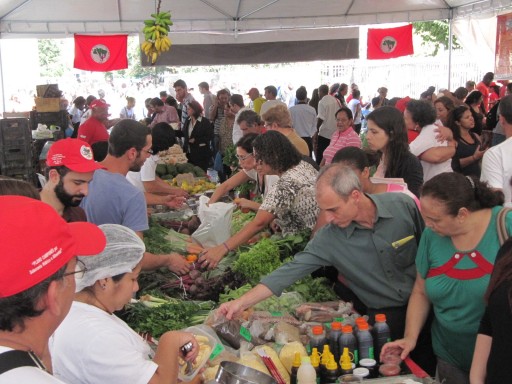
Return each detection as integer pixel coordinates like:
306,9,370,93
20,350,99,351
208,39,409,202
0,72,511,384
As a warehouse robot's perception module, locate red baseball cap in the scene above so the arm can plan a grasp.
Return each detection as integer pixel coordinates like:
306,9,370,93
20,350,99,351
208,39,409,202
46,138,104,173
89,99,110,109
395,96,411,113
0,196,106,298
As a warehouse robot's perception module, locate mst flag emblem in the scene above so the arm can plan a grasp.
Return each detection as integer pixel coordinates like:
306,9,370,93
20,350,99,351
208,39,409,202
74,34,128,72
367,24,414,60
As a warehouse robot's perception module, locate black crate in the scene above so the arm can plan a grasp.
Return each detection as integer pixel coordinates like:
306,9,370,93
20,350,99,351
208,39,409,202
0,118,31,146
30,110,69,131
0,142,32,166
0,165,36,183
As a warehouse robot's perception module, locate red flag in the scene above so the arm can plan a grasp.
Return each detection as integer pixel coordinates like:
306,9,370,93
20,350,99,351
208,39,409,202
74,34,128,72
367,24,414,60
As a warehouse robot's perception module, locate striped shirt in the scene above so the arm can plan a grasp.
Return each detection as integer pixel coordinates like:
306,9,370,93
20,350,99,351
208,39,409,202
322,127,361,165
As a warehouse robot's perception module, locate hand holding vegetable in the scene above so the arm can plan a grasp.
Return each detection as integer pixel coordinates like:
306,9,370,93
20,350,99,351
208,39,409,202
199,245,227,270
234,198,260,213
164,196,186,209
166,253,191,275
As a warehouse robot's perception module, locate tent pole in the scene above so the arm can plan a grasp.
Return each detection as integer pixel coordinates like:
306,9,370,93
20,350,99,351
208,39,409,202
0,39,5,114
448,12,453,90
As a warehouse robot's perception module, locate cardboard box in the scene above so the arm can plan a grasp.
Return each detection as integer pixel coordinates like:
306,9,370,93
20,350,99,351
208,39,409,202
36,84,61,98
35,97,61,112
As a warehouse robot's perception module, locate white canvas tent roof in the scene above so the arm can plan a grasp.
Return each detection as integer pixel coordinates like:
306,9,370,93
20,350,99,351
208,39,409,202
0,0,510,42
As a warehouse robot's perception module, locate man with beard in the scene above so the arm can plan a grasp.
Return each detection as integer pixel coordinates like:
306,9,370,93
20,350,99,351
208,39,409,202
41,138,103,222
81,120,191,275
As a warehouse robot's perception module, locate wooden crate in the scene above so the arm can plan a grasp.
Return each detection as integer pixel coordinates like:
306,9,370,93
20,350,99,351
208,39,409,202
35,97,61,112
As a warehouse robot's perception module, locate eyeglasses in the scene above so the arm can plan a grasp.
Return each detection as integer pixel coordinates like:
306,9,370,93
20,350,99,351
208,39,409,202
235,153,253,161
141,148,154,155
336,118,350,124
264,122,273,128
63,259,88,279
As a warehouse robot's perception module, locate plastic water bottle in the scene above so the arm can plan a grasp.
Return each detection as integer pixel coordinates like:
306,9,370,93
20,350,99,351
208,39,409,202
328,322,342,363
372,313,391,362
356,322,374,360
297,356,317,384
206,168,219,183
338,325,358,365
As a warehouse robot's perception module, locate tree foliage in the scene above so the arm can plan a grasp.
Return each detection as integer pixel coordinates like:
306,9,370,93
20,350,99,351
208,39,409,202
413,20,461,56
38,39,65,77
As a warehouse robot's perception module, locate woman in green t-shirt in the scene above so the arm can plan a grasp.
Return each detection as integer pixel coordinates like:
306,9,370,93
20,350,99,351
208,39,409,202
382,172,510,384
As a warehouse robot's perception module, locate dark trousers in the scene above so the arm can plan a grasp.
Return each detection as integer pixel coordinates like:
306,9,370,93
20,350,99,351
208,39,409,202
334,281,437,377
301,136,313,157
316,135,330,165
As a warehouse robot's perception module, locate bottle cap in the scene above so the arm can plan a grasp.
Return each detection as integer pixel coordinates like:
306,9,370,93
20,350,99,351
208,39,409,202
341,325,353,333
355,317,367,326
292,352,302,367
375,313,387,322
353,367,370,378
311,347,320,359
301,356,311,364
358,322,369,331
312,325,324,335
320,346,331,363
331,322,342,331
326,356,339,370
359,358,377,368
311,353,320,367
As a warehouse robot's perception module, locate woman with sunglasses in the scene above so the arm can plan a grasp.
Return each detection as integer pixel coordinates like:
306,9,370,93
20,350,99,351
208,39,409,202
200,131,318,270
208,133,279,211
50,224,199,384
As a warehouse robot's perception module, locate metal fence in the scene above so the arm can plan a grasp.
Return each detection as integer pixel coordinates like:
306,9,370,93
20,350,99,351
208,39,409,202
321,52,486,100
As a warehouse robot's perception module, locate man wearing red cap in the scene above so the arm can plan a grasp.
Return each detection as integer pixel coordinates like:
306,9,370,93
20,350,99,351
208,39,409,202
40,138,103,223
77,99,111,146
0,196,105,381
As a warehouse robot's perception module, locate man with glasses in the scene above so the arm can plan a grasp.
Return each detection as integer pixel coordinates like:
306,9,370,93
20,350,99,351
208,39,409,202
41,138,103,223
81,120,191,276
0,196,105,382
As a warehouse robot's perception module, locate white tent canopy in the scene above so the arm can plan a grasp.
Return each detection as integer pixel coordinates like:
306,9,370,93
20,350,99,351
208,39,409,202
0,0,510,43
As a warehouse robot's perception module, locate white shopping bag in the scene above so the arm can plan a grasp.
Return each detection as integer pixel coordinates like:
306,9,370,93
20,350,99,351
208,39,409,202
191,195,235,248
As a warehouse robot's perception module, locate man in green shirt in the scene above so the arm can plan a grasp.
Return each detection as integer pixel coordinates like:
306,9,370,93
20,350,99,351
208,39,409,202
219,163,435,373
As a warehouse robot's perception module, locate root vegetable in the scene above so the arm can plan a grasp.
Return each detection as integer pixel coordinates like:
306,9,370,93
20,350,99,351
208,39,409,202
189,270,202,280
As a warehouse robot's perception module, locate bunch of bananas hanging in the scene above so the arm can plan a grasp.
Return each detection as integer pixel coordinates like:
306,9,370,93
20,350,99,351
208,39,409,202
141,11,173,64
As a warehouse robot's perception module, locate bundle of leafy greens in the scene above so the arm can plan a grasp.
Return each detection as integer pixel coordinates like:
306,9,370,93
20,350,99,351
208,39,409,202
124,293,215,338
231,210,256,235
232,238,281,285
